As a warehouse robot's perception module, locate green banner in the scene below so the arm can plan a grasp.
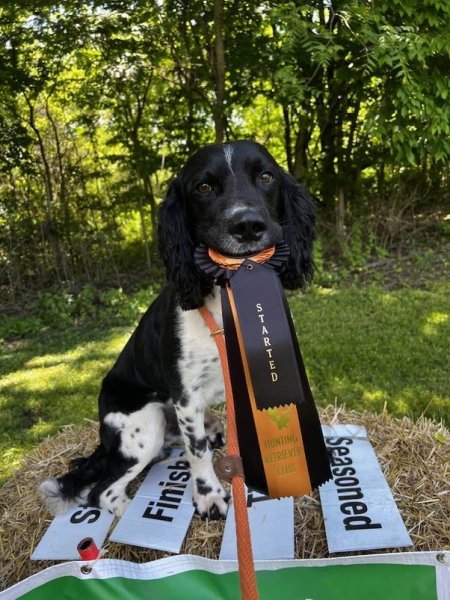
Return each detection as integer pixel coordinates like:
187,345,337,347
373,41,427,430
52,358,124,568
3,552,448,600
19,564,437,600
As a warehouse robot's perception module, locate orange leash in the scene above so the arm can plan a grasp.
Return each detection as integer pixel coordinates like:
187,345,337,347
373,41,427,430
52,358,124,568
198,305,259,600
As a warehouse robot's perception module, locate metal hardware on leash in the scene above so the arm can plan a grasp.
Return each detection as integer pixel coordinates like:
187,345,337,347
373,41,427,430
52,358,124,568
214,455,245,483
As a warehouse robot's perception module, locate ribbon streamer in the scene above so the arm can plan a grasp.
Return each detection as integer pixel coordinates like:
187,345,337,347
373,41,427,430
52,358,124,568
196,245,331,498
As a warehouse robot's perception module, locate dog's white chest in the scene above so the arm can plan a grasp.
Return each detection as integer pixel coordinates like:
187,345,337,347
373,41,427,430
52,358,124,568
177,287,224,405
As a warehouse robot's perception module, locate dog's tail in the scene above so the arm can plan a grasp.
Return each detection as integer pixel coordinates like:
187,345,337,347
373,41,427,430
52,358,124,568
39,446,107,515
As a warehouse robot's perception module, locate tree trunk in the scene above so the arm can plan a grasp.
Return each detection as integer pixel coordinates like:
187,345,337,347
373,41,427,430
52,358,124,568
137,188,152,271
293,123,312,181
336,186,346,252
282,105,294,174
45,102,67,213
336,89,347,252
45,101,74,283
319,120,337,208
213,0,226,143
25,94,67,283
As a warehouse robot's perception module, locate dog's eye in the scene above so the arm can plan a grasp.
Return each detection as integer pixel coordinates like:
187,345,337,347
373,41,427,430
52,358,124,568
198,182,212,193
258,172,273,184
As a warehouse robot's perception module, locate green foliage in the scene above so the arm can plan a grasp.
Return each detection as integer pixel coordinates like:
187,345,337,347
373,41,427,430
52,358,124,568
438,219,450,240
311,238,337,287
266,0,450,254
342,223,390,271
343,223,372,270
0,285,157,341
1,0,449,299
0,316,43,340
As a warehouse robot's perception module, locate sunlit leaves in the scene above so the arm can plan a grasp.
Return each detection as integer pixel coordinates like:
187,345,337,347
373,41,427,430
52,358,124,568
0,0,449,290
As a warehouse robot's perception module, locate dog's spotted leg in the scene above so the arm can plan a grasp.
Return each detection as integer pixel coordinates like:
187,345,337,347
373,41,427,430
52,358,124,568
88,403,166,517
204,412,225,449
174,396,229,519
161,402,224,450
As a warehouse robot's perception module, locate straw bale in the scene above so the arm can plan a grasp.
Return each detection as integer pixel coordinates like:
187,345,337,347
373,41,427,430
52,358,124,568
0,406,448,591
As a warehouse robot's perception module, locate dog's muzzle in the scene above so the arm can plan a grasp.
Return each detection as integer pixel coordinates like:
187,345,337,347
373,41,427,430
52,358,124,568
227,208,267,243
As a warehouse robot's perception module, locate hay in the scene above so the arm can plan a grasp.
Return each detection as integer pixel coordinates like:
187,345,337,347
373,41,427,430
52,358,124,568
0,406,448,591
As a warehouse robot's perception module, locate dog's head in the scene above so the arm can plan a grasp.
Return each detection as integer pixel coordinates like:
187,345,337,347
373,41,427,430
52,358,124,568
158,140,315,310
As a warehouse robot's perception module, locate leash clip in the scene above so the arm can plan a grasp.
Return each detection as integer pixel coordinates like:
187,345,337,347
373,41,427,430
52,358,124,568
214,455,245,482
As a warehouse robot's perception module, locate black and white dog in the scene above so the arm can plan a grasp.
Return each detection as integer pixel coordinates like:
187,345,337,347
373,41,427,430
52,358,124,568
40,140,314,520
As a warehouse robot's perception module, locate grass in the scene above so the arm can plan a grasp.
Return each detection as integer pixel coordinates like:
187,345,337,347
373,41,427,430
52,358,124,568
289,283,449,423
1,250,449,485
0,325,134,483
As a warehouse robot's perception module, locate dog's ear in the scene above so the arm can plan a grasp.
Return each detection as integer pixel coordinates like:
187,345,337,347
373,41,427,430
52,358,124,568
157,179,209,310
279,170,315,288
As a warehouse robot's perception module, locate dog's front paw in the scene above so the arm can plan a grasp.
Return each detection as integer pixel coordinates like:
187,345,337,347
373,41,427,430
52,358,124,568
98,489,131,517
193,478,230,520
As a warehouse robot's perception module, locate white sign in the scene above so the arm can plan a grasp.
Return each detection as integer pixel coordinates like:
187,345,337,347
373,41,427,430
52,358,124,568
321,423,368,439
31,507,115,560
319,425,412,553
219,488,294,560
109,449,195,553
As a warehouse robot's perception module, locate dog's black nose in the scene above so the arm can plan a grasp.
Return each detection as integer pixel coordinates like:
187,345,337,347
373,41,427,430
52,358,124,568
227,210,267,242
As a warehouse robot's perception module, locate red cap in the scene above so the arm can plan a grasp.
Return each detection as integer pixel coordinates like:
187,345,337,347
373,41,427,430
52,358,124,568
77,537,100,561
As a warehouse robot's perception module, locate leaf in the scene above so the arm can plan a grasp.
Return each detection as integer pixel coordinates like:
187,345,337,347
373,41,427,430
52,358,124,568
434,431,447,444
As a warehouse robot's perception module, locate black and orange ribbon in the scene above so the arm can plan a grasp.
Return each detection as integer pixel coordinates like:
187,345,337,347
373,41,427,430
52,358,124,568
196,244,331,498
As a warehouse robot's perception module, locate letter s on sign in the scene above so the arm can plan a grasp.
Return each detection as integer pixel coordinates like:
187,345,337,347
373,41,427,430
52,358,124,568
70,508,101,524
